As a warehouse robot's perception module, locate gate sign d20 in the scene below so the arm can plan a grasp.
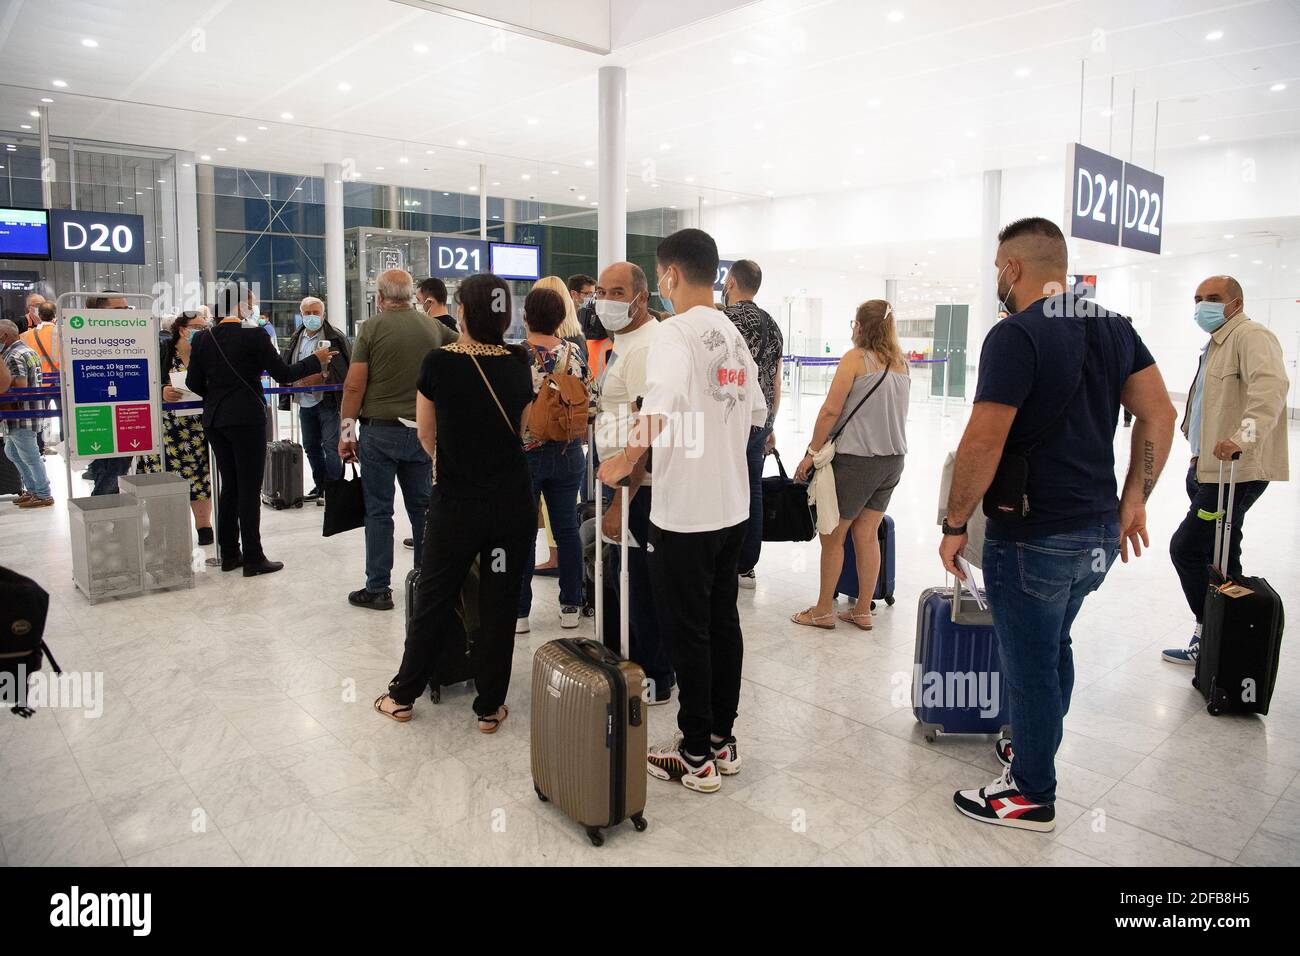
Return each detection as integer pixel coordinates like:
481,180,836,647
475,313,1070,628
1120,162,1164,254
59,307,163,461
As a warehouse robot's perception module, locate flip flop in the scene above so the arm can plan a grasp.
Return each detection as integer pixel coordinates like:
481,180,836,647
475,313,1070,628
838,607,874,631
477,705,509,734
373,694,412,723
791,608,836,630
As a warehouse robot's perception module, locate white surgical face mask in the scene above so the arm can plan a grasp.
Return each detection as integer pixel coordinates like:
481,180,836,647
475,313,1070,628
595,298,633,333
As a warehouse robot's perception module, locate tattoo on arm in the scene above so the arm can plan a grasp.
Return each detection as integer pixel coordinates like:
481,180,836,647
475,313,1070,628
1142,439,1155,501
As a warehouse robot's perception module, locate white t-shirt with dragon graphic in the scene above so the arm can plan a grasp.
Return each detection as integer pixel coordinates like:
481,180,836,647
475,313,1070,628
640,305,768,533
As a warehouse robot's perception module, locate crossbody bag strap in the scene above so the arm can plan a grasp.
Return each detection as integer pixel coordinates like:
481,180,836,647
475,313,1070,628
469,354,518,436
31,327,56,370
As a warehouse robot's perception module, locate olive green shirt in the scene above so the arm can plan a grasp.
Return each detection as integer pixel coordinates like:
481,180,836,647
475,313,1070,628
353,307,458,420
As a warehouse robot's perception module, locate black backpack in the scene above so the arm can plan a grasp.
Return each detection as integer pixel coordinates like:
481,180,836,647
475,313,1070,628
1,566,60,718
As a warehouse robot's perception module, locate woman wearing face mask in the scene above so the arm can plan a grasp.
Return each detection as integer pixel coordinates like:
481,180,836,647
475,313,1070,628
139,311,215,545
792,300,910,631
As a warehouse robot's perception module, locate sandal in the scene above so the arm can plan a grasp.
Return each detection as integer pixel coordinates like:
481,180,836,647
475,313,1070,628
838,606,874,631
477,705,508,734
373,694,412,723
791,608,836,630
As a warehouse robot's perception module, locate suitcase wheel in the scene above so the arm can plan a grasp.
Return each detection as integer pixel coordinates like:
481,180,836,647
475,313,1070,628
870,600,877,611
585,827,605,847
1191,675,1199,690
1207,700,1222,716
923,731,936,744
428,685,442,704
534,785,549,803
630,812,647,833
294,501,303,509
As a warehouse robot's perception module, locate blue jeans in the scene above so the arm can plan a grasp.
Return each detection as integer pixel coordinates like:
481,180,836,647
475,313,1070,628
359,423,431,592
89,456,132,496
738,425,769,574
983,521,1120,804
4,428,50,499
518,440,584,616
299,401,342,490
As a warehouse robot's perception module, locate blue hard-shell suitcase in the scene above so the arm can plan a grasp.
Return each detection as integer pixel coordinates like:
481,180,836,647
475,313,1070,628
913,583,1010,742
834,514,895,608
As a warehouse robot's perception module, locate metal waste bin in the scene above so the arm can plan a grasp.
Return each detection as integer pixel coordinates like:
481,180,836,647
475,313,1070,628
119,472,195,591
68,494,145,603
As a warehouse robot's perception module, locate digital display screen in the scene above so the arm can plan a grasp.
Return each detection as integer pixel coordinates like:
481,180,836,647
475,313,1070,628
489,242,541,281
0,207,51,260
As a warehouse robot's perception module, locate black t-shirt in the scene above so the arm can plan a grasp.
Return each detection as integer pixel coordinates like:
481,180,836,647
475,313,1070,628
417,344,533,503
974,294,1155,540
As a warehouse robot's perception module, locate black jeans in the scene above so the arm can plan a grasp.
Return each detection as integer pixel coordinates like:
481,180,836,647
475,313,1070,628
738,426,770,575
1169,461,1268,622
389,488,533,716
647,519,746,758
89,456,132,496
208,423,268,562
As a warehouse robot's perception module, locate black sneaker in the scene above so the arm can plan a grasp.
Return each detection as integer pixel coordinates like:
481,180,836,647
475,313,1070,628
995,737,1014,768
349,587,395,610
403,538,415,550
952,767,1055,832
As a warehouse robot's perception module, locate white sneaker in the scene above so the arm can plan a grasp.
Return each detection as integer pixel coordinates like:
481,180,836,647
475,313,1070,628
515,617,530,634
738,570,756,590
560,606,581,629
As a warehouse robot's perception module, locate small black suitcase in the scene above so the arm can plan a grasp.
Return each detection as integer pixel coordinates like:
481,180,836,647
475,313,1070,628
405,562,477,703
261,439,305,509
1193,456,1284,716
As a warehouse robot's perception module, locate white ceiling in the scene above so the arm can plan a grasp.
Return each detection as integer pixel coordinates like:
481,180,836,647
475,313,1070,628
0,0,1297,213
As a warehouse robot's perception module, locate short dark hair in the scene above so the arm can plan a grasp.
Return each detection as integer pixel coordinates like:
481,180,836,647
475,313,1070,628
656,228,719,287
36,302,56,323
455,273,512,345
997,217,1066,247
728,259,762,294
87,289,124,310
567,274,595,294
523,287,567,336
417,277,447,305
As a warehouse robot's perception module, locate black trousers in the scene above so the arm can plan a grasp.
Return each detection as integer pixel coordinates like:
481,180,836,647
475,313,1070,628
390,488,533,715
647,519,746,757
207,423,267,563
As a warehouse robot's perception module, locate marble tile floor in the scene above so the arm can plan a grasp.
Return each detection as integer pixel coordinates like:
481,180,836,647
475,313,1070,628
2,402,1299,867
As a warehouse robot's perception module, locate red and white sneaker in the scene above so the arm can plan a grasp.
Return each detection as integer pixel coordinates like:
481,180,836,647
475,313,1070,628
647,738,721,793
710,737,742,775
995,737,1014,768
952,767,1055,832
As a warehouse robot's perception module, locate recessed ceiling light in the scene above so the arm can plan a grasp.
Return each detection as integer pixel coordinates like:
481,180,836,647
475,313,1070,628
116,201,123,205
157,179,165,184
413,43,429,54
526,117,538,125
685,175,695,183
492,180,501,186
398,156,408,163
752,122,764,131
235,135,247,143
469,185,478,191
1223,233,1234,239
217,146,227,151
1198,134,1211,141
867,98,881,108
257,125,268,131
1036,154,1047,161
40,97,53,103
425,149,435,155
886,10,904,22
52,79,67,88
731,53,747,66
765,190,775,197
280,112,293,120
81,38,99,47
375,165,384,171
1270,82,1287,92
539,215,547,220
19,125,30,130
583,159,595,168
456,138,467,146
1252,259,1264,265
659,142,671,151
650,182,660,188
337,81,351,92
577,194,586,201
1229,253,1239,259
521,173,531,180
964,129,975,137
550,169,559,175
28,110,39,118
1205,30,1224,41
200,154,211,160
1014,67,1031,78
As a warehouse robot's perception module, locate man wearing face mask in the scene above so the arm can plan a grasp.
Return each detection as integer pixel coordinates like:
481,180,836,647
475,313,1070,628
940,217,1176,832
280,296,351,498
592,261,675,703
415,277,457,333
1161,276,1289,665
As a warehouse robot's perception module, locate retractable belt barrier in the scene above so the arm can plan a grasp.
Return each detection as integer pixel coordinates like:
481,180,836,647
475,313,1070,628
0,383,343,420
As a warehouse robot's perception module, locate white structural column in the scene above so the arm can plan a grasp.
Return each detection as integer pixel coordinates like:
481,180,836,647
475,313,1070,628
173,151,201,298
38,105,52,207
884,278,898,308
478,163,488,240
324,163,346,328
597,65,627,271
970,169,1003,379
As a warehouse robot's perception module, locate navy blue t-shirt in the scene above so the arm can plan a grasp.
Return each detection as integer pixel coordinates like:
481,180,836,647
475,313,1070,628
974,294,1154,540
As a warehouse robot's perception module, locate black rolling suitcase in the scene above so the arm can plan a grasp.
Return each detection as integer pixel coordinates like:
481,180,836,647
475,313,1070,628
404,560,478,703
1,566,61,717
0,438,22,496
1193,455,1284,716
262,439,305,509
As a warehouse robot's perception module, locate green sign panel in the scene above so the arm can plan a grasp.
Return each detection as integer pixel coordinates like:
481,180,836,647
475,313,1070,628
74,405,114,456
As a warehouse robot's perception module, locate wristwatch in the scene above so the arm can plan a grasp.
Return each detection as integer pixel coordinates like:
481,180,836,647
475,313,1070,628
941,517,968,536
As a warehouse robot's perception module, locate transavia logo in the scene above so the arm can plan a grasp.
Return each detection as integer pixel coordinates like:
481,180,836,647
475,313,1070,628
49,886,152,936
68,315,84,329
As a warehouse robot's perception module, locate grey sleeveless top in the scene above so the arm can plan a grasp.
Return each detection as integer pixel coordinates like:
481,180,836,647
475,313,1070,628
830,350,910,457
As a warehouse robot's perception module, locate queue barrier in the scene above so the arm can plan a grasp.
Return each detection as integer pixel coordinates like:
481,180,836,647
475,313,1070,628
0,383,343,420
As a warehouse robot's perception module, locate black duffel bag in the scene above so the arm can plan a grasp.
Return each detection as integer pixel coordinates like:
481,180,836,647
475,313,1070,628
1,565,60,717
761,449,816,542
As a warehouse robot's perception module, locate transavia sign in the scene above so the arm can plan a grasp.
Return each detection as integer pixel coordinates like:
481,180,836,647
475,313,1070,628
58,308,163,460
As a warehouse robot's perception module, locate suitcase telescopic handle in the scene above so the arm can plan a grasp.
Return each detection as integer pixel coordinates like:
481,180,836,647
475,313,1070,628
1212,452,1242,576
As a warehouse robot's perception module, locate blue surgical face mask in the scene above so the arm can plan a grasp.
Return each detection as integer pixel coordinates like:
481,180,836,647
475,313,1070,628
303,314,323,332
1194,301,1228,333
186,328,199,343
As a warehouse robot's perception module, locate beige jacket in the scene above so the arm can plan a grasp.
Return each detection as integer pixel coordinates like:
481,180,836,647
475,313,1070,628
1182,312,1290,483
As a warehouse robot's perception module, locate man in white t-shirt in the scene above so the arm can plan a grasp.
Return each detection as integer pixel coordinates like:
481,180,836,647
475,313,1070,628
599,229,766,793
593,261,675,703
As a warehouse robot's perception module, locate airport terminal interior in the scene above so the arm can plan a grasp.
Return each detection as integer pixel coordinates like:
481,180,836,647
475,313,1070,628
1,0,1300,868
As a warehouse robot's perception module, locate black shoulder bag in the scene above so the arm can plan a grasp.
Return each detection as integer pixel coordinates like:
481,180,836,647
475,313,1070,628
982,314,1091,523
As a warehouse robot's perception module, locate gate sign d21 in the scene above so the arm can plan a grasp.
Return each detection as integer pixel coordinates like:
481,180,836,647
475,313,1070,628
59,308,163,460
1065,143,1164,254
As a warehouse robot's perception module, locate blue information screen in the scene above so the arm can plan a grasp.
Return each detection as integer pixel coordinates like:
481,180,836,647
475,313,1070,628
0,208,51,259
72,359,151,404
